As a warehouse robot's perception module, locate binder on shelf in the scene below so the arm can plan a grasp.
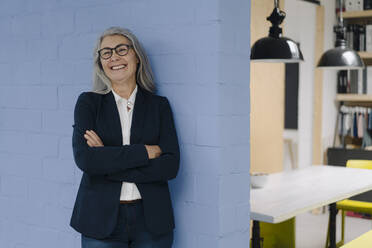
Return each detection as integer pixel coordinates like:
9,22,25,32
347,25,355,49
354,25,361,51
338,71,348,94
346,24,365,51
367,68,372,94
359,25,366,51
358,69,364,94
367,67,372,94
347,69,368,94
350,70,359,93
366,25,372,52
345,0,356,11
365,0,372,10
356,0,364,11
363,68,367,93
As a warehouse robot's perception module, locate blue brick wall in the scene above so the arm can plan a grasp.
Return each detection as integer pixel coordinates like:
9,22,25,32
218,1,251,246
0,0,251,247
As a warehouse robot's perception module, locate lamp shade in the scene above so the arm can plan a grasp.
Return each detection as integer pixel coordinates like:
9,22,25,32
317,0,364,70
251,36,304,63
317,47,364,69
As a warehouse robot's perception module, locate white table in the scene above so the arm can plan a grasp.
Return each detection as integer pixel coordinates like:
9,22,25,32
250,165,372,248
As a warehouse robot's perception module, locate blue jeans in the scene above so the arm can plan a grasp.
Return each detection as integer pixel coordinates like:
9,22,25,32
81,201,173,248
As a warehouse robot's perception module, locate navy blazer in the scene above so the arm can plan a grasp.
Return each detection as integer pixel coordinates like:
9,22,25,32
70,85,180,239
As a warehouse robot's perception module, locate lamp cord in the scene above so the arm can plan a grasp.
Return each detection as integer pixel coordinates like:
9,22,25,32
339,0,343,26
267,0,285,38
334,0,346,47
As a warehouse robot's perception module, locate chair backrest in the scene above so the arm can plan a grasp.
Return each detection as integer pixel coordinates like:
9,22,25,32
346,160,372,170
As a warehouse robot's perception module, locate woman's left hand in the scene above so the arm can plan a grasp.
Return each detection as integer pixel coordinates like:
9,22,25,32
84,130,104,147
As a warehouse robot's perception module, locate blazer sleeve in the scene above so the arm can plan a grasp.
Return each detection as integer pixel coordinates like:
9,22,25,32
72,92,149,176
106,97,180,183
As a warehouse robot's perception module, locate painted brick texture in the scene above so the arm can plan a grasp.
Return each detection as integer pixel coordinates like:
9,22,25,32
0,0,251,247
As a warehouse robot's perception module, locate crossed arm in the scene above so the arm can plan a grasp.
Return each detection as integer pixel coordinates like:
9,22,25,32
84,130,162,160
73,93,180,183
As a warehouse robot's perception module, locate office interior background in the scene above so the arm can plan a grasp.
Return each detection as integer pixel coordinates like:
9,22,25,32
0,0,250,248
2,0,371,247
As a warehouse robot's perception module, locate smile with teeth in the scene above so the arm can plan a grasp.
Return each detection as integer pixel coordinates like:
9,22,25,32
111,64,127,70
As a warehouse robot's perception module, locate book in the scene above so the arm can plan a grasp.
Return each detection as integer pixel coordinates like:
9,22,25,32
347,25,355,49
366,25,372,52
363,68,367,93
358,69,364,94
350,70,359,93
346,24,366,51
337,71,348,94
359,25,366,51
367,67,372,94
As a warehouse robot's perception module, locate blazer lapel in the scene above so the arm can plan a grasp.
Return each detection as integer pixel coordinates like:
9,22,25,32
131,86,146,144
102,91,123,146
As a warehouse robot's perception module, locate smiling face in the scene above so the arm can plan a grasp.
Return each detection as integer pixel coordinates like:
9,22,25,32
99,35,139,86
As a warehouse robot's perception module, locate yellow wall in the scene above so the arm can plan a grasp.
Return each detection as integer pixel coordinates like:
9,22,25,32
250,0,285,173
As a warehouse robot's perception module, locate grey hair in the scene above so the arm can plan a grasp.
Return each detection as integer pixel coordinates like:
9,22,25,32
92,27,156,94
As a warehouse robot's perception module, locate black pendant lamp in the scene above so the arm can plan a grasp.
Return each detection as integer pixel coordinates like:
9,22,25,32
251,0,304,63
317,0,364,69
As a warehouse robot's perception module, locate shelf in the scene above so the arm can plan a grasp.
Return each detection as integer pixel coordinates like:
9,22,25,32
336,94,372,106
340,10,372,24
359,52,372,59
358,52,372,66
342,10,372,19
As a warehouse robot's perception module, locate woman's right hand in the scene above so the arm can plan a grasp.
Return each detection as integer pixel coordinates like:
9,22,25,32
145,145,162,159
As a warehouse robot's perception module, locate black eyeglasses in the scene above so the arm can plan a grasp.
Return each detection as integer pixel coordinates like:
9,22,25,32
98,44,133,60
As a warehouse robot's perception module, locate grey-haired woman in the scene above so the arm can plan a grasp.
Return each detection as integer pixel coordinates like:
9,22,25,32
70,26,180,248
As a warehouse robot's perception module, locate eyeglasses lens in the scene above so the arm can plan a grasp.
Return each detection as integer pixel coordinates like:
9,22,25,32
99,45,130,59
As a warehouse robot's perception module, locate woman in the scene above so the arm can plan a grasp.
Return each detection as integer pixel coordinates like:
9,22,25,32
70,26,180,248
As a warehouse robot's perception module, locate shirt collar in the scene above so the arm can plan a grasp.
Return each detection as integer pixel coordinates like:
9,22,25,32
112,85,138,106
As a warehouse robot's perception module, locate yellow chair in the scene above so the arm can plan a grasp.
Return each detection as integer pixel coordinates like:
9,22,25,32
325,160,372,248
340,230,372,248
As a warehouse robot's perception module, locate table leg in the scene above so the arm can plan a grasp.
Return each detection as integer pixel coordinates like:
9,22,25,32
251,220,262,248
328,203,337,248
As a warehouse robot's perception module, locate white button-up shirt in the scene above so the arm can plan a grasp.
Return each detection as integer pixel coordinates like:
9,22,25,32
112,85,142,201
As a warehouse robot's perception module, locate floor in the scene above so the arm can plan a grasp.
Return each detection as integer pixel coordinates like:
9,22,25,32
296,209,372,248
